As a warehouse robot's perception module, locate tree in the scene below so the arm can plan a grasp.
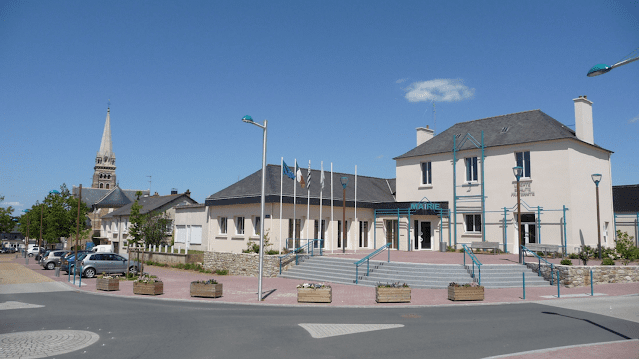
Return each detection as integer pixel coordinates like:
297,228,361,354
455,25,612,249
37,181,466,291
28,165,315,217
128,200,145,275
141,211,172,247
17,184,90,246
0,195,15,234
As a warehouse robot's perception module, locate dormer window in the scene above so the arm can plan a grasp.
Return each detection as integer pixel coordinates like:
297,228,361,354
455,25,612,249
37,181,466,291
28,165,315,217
501,126,509,133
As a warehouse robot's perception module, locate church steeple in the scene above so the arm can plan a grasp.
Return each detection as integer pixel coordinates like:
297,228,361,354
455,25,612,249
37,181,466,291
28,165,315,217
92,108,117,189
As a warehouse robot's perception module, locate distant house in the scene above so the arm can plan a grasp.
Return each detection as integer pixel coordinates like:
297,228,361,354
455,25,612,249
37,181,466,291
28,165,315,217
1,227,25,250
612,184,639,246
100,191,197,254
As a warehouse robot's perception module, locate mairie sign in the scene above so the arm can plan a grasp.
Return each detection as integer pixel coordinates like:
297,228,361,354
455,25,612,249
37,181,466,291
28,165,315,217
410,198,441,211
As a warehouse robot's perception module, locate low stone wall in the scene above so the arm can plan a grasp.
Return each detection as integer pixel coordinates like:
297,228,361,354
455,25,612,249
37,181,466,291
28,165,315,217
128,251,204,266
203,252,295,278
526,263,639,288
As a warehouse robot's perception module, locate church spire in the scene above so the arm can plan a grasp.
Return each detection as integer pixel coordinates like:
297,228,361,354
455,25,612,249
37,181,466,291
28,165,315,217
98,107,114,158
92,107,117,189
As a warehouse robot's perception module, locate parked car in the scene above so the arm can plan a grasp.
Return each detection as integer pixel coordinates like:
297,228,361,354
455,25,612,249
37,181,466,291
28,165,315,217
60,251,92,274
40,250,70,270
27,246,41,257
80,252,140,278
1,247,17,253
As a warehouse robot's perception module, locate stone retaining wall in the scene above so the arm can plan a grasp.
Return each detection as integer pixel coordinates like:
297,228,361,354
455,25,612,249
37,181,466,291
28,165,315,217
203,252,295,277
128,251,203,266
526,263,639,288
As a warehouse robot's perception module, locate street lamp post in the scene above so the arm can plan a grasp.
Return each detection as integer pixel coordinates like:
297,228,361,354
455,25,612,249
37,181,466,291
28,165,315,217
75,184,83,271
513,166,523,264
591,174,602,260
22,209,30,257
340,176,348,253
242,115,267,301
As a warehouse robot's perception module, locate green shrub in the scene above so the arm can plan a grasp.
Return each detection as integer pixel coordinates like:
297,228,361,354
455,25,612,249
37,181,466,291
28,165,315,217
601,257,615,265
446,245,455,252
215,269,228,275
560,259,573,265
569,253,579,259
615,230,638,261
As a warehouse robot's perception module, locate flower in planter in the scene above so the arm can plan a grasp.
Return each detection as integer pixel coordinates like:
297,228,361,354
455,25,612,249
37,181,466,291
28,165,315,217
135,274,162,284
449,282,483,288
98,273,116,279
192,278,218,284
297,282,331,289
377,282,409,288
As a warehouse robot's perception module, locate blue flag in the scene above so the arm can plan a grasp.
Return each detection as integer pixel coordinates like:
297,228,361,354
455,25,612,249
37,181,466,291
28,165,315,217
283,161,295,180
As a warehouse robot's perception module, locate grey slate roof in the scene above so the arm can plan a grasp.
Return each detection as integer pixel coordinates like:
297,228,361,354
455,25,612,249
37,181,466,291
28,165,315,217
206,165,396,207
613,185,639,213
102,193,197,219
395,109,612,160
94,187,132,208
72,186,149,208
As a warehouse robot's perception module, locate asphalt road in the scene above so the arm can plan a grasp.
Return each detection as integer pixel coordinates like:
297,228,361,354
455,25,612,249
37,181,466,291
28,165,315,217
2,289,638,359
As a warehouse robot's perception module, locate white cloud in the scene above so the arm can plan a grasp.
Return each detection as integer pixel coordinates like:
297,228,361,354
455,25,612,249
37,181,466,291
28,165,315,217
1,201,20,207
396,78,408,84
629,114,639,124
404,79,475,102
376,155,384,159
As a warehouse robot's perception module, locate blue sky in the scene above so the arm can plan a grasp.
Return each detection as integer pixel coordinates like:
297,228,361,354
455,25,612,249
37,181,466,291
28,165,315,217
1,0,638,212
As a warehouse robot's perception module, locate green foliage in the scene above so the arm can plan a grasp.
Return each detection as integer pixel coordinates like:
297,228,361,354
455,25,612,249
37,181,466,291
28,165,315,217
0,195,16,234
569,253,579,259
579,245,596,265
615,230,639,262
446,245,455,252
560,259,573,265
215,269,228,275
241,230,273,254
601,257,615,265
17,185,91,245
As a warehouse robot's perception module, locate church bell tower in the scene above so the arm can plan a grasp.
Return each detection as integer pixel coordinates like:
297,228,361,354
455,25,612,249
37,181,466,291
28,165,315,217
92,108,117,189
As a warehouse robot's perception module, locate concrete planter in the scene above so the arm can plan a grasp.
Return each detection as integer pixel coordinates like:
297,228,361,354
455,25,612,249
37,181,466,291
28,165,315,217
133,281,163,295
96,277,119,291
297,287,332,303
376,287,411,303
190,282,223,298
448,285,484,301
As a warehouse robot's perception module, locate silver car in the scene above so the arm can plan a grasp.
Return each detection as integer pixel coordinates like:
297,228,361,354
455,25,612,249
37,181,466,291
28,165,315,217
80,252,140,278
40,250,70,270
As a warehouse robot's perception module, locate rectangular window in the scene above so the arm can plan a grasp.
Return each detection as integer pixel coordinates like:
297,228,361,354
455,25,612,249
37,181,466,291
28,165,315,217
313,220,318,239
254,217,261,236
176,225,187,243
465,157,478,182
421,162,432,185
236,217,245,235
338,221,348,248
515,151,531,178
465,214,482,233
359,221,369,248
219,217,227,234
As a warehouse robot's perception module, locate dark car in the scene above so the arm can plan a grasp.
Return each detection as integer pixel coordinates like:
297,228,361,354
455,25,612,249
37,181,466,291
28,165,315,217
40,250,70,270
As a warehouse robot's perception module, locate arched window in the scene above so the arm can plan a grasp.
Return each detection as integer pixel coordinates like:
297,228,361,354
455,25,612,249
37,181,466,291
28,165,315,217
106,184,110,189
99,183,104,188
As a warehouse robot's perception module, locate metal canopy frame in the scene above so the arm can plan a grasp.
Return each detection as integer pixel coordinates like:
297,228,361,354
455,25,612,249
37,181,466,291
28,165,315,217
614,212,639,247
453,131,486,247
373,206,450,251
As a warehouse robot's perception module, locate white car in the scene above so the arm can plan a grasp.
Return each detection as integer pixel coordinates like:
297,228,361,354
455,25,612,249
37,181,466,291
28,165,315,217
27,246,41,257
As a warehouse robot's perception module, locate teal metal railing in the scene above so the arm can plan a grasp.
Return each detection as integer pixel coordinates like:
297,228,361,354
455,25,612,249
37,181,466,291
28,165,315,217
279,239,323,274
354,243,391,284
462,244,482,285
521,245,555,285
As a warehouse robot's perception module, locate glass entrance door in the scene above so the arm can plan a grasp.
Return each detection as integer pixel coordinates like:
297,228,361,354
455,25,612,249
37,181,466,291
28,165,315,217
413,220,432,250
385,220,398,249
520,214,536,244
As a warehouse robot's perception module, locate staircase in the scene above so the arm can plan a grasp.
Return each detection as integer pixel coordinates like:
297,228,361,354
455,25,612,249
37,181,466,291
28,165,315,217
279,256,551,289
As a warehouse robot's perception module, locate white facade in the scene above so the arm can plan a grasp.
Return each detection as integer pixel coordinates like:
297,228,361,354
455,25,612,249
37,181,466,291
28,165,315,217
176,97,615,255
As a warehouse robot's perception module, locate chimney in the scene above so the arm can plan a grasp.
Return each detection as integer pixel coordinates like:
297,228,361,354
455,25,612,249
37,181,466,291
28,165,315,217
416,125,434,146
573,95,594,145
185,189,191,197
171,188,178,195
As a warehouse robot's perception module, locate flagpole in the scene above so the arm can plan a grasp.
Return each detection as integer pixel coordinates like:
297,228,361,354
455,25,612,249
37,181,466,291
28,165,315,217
354,164,357,254
279,157,283,254
306,160,311,243
330,162,334,254
320,161,324,250
294,159,297,250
